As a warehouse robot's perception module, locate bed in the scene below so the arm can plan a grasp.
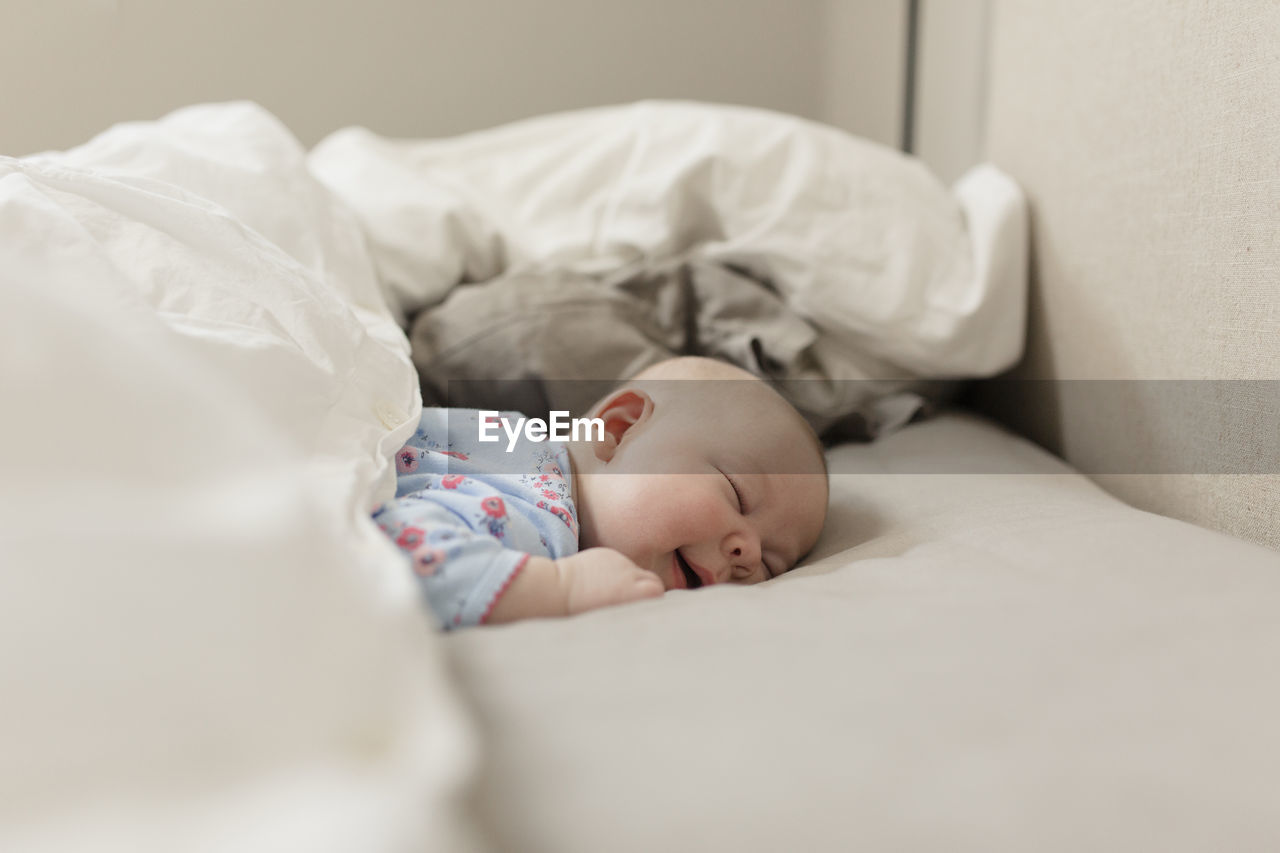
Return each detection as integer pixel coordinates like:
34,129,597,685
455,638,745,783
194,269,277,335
452,411,1280,852
3,1,1278,851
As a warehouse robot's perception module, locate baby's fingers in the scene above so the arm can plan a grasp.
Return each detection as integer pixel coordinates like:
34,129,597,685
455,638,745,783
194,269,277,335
631,569,665,598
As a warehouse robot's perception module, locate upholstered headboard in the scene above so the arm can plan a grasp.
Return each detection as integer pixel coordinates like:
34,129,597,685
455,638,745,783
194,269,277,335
971,0,1280,550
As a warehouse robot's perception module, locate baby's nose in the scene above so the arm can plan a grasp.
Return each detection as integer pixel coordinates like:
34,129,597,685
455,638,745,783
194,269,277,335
723,530,761,569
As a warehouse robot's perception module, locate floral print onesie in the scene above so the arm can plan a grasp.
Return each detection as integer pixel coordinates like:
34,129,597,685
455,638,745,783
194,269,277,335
374,408,580,630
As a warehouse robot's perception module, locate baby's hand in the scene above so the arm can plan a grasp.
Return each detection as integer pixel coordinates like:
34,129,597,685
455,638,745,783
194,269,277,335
554,548,665,616
485,548,663,625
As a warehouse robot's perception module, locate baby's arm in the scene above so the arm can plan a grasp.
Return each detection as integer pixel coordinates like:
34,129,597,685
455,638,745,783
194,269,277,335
485,548,664,625
375,485,659,628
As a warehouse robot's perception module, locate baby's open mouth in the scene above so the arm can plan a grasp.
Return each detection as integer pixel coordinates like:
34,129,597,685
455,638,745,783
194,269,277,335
675,550,703,589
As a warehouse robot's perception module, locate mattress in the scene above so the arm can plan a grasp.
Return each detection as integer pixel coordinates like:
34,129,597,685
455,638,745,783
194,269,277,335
446,411,1280,852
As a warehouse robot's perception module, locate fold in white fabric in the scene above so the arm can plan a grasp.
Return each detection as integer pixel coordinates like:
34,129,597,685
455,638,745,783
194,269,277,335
310,100,1028,379
0,103,484,853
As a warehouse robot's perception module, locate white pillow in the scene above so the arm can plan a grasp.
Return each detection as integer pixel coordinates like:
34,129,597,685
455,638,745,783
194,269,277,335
309,100,1026,378
0,104,482,852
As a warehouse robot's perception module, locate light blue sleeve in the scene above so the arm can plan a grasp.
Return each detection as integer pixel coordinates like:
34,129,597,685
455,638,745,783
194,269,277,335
374,497,530,630
375,408,580,631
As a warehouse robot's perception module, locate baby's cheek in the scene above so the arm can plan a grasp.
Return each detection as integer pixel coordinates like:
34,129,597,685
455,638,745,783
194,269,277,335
596,477,723,555
660,490,725,540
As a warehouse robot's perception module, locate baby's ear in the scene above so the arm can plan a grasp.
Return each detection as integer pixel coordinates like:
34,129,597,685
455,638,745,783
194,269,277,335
592,389,653,462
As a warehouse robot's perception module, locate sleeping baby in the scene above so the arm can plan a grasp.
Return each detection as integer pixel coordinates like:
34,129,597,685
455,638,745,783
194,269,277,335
374,356,829,629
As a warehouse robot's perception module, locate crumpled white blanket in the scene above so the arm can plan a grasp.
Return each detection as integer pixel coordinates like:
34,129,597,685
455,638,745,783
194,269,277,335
0,102,482,853
310,99,1027,379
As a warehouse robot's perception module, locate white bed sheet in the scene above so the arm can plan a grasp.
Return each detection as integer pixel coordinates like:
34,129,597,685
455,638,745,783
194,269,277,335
446,412,1280,852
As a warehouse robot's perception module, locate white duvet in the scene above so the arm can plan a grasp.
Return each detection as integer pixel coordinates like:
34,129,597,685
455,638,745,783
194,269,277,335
0,101,1024,851
310,99,1027,377
0,105,480,852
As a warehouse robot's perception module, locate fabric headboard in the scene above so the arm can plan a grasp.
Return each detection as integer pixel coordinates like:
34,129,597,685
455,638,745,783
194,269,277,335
973,0,1280,550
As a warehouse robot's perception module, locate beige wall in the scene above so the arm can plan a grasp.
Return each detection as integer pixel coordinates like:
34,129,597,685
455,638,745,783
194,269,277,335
980,0,1280,550
914,0,989,185
2,1,983,183
818,0,991,183
819,0,907,149
2,0,830,155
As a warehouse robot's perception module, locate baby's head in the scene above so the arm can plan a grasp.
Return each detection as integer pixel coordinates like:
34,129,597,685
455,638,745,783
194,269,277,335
566,357,828,591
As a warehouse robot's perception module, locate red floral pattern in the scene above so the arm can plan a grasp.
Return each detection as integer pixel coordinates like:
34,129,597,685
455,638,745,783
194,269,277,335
412,546,447,577
548,505,574,530
396,526,425,549
395,447,420,474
